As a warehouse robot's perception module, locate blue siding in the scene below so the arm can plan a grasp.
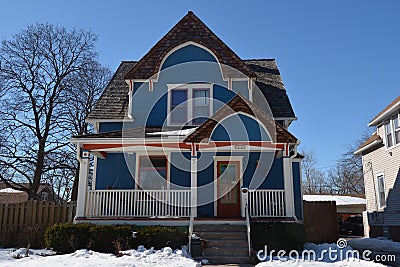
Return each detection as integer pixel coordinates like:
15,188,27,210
170,152,191,189
255,157,284,189
99,122,123,132
95,153,135,189
197,153,215,217
161,45,216,70
213,84,235,112
146,93,168,126
292,162,303,220
211,114,270,142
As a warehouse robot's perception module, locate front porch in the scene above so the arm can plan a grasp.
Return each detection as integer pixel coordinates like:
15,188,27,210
79,188,287,221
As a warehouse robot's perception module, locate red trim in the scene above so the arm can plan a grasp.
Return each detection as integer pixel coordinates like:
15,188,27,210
129,80,133,92
82,141,285,151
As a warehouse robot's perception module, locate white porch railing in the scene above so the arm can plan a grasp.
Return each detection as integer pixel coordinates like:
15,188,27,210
247,189,286,217
85,190,191,217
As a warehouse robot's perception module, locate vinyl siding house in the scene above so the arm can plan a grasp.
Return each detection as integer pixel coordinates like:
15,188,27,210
355,96,400,241
71,12,303,227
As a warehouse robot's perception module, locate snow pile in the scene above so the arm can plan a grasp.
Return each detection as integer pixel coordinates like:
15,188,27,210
0,188,24,193
348,237,400,253
0,246,200,267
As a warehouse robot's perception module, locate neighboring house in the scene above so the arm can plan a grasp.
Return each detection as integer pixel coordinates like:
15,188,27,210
355,96,400,241
0,183,55,203
70,12,302,226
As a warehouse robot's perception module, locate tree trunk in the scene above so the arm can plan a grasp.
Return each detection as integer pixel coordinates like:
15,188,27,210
71,162,80,201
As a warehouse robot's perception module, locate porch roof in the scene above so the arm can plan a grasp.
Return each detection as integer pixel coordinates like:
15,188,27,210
71,126,196,140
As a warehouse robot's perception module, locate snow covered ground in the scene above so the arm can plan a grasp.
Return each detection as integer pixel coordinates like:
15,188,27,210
0,246,200,267
256,242,386,267
0,241,395,266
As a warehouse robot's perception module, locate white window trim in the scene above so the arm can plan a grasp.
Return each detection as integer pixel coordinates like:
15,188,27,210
384,112,400,149
134,151,171,190
376,172,386,209
167,83,213,126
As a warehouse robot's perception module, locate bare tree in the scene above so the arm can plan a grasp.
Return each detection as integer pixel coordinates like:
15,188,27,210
300,148,329,194
327,130,372,194
0,23,102,199
61,63,111,201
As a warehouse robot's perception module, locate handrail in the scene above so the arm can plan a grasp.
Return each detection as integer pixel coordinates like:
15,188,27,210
245,202,251,257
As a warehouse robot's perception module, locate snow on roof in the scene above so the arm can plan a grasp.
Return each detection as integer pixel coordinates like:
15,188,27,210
146,128,196,136
303,195,366,206
0,188,24,193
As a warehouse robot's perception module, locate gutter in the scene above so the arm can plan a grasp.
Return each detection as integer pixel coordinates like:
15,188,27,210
354,139,383,155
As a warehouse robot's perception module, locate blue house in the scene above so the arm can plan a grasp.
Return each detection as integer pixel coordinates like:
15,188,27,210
71,12,303,227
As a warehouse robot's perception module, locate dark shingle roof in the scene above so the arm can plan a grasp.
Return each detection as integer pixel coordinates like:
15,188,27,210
124,11,256,80
87,61,136,120
87,60,295,120
245,59,295,118
355,133,383,154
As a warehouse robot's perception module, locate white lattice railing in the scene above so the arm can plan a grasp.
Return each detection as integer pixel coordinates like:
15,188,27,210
85,189,191,217
247,189,286,217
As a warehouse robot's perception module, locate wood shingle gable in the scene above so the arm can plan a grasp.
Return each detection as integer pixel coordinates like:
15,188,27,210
124,11,256,80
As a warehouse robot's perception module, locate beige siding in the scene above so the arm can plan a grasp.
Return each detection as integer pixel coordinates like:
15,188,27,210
361,124,400,226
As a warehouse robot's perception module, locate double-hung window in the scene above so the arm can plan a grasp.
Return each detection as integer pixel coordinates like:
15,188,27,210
168,84,212,125
192,89,210,124
170,89,188,124
385,121,393,147
394,114,400,145
384,113,400,147
377,174,386,208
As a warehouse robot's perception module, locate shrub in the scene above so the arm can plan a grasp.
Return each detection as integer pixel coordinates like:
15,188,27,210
135,226,187,250
45,224,188,254
90,225,136,253
251,222,306,253
45,223,92,253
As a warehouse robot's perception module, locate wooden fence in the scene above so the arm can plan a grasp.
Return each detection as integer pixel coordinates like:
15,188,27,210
303,200,338,243
0,200,76,248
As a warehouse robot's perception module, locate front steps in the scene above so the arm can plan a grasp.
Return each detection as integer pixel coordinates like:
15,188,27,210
192,224,253,265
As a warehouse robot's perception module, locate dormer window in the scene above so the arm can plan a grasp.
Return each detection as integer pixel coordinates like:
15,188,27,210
167,84,212,126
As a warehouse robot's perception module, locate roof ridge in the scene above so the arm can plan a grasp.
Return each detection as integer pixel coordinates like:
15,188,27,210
124,11,256,80
243,58,276,61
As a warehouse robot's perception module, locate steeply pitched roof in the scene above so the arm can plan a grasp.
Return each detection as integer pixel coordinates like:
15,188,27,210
124,11,256,80
369,96,400,126
87,61,136,120
184,94,297,144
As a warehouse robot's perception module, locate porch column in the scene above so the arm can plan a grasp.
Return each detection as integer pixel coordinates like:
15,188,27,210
75,149,90,221
190,143,197,217
283,156,295,218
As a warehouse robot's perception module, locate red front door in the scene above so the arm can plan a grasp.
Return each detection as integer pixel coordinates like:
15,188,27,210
217,161,241,217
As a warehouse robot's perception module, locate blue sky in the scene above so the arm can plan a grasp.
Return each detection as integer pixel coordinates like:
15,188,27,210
1,1,399,170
